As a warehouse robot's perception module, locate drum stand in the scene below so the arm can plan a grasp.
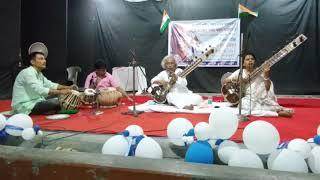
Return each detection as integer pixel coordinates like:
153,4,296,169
122,49,144,117
93,91,104,115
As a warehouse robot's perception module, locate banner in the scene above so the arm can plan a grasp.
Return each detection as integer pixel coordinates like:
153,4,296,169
168,18,240,67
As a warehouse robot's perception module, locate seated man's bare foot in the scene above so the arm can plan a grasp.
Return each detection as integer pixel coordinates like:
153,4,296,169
277,110,293,118
183,105,194,110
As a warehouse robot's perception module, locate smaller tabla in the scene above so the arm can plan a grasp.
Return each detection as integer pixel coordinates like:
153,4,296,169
81,88,97,107
59,90,82,110
97,89,122,108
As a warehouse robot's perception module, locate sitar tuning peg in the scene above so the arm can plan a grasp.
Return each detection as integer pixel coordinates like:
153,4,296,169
299,36,304,42
292,42,297,47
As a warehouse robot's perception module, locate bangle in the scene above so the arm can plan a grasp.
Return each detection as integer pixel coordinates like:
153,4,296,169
263,77,270,81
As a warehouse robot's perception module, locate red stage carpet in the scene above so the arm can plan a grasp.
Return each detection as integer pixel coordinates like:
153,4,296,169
1,96,320,142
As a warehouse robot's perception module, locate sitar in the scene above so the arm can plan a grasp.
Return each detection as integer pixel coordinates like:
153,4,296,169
151,46,214,103
221,34,307,105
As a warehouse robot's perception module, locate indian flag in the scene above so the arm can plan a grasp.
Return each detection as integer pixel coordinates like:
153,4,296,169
160,10,170,33
238,4,258,18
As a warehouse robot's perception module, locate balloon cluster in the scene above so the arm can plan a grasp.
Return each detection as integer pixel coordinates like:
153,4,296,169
166,108,320,174
167,107,239,164
267,124,320,174
101,125,163,159
0,114,42,141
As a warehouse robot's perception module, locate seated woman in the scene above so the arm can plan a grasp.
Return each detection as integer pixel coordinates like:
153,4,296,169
223,52,293,117
84,60,132,101
151,55,203,109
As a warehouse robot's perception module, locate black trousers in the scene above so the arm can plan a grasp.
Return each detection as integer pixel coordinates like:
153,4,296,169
30,98,61,115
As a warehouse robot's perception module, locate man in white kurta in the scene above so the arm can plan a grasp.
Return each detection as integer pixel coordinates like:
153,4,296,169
151,55,202,109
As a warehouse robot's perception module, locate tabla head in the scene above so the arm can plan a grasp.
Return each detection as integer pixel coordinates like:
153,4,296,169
84,88,96,96
28,42,48,58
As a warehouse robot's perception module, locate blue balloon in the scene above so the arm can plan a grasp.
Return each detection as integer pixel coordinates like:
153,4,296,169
185,141,214,164
128,135,145,156
0,130,8,140
314,135,320,145
215,139,224,146
184,128,195,137
277,141,289,149
118,130,130,137
33,125,41,134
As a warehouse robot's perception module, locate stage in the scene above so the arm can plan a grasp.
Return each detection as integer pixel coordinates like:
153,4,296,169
1,95,320,142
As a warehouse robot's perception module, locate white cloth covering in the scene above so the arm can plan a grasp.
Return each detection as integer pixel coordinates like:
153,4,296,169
128,100,233,114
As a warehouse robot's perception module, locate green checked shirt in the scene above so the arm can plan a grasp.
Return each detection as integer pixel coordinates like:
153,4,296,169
11,66,59,114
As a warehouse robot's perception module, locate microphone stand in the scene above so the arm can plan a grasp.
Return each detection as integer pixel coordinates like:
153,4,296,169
237,33,248,121
122,49,144,117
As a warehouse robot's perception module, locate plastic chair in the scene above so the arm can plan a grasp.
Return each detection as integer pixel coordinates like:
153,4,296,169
66,66,82,85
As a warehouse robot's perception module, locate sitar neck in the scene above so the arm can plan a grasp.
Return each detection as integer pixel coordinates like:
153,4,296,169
247,34,307,80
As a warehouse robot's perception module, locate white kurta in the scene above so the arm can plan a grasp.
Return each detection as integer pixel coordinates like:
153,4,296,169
151,68,202,109
228,69,284,116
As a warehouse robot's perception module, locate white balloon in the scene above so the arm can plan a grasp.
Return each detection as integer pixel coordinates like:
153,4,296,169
135,137,163,159
271,149,308,173
308,146,320,174
181,136,194,145
6,114,33,136
21,128,36,140
218,141,240,164
194,122,210,141
207,139,218,149
317,125,320,135
288,138,311,159
125,125,144,136
219,140,239,149
228,149,264,169
37,130,44,136
307,138,317,149
102,135,129,156
167,118,193,146
243,120,280,155
0,114,6,130
208,107,238,139
267,149,282,169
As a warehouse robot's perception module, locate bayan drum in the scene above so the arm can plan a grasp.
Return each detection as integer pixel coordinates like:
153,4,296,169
97,89,122,108
59,90,82,110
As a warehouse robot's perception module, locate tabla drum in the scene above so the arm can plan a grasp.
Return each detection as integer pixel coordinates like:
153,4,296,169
59,90,82,110
97,89,122,108
81,88,97,107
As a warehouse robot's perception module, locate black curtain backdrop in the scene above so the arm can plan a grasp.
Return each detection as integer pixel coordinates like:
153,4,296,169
0,0,21,99
20,0,68,85
68,0,320,94
0,0,319,99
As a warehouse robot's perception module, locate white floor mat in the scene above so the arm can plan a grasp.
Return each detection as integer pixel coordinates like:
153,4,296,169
128,100,233,114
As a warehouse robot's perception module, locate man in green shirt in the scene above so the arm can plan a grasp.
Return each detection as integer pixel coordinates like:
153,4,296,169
11,42,75,115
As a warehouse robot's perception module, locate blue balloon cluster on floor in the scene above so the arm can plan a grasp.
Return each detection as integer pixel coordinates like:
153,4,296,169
314,135,320,145
185,140,214,164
